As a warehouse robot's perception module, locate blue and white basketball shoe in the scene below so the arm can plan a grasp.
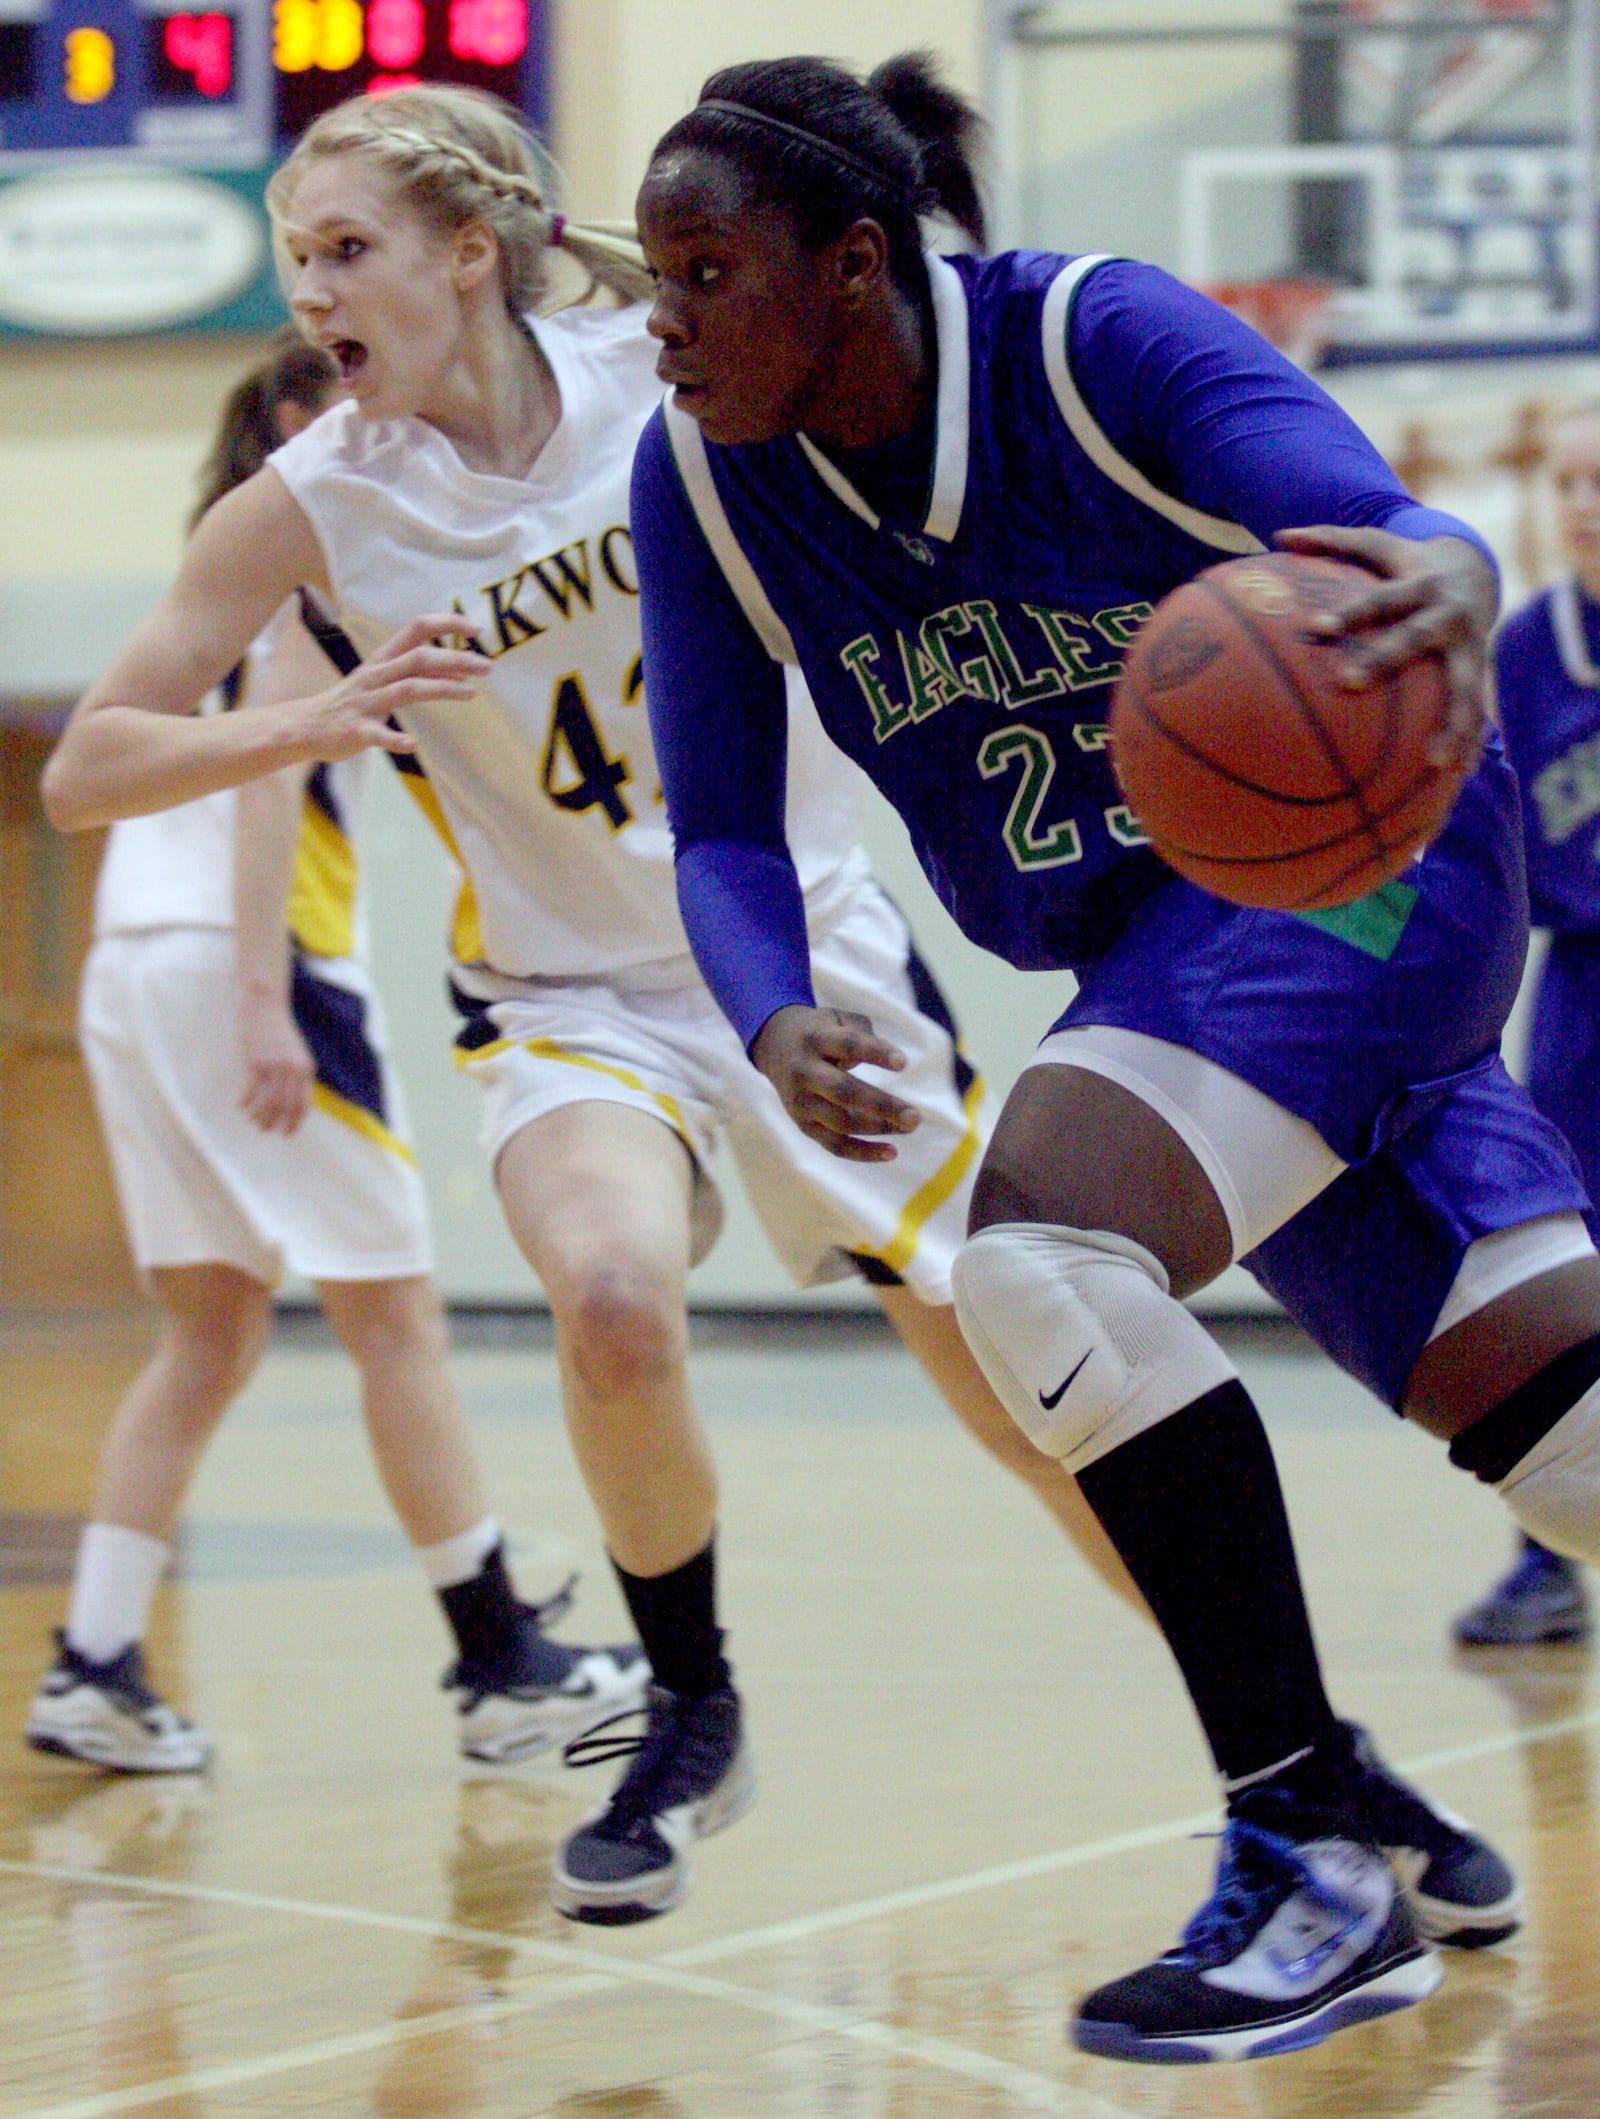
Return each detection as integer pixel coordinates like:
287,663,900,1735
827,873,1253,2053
1453,1535,1591,1648
1074,1795,1439,2064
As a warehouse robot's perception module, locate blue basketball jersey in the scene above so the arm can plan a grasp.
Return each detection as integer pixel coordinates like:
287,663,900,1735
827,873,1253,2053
1494,583,1600,1202
1497,582,1600,933
634,249,1492,1048
635,247,1597,1406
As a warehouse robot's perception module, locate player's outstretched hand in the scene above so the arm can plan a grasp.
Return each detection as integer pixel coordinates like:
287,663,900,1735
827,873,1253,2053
1275,524,1497,775
752,1005,921,1162
288,615,484,761
239,987,315,1135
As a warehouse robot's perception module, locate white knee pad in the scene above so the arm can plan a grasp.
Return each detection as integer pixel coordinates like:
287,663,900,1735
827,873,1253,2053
950,1222,1237,1473
1498,1379,1600,1564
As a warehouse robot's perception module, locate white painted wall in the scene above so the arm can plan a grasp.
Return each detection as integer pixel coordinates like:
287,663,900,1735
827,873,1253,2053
549,0,984,223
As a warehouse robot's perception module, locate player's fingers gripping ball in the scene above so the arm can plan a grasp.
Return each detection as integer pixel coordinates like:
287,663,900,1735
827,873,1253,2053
1109,552,1468,910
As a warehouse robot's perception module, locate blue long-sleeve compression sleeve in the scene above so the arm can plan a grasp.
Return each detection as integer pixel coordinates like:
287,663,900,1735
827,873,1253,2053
632,416,817,1050
1067,261,1498,573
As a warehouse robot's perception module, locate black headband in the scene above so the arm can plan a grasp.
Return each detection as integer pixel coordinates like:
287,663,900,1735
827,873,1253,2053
695,98,913,197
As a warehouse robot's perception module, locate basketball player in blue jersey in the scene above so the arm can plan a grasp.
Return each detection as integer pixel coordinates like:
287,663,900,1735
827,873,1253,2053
630,53,1600,2064
1453,404,1600,1651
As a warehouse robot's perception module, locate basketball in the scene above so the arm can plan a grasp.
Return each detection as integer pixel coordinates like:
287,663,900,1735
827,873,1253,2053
1110,553,1465,910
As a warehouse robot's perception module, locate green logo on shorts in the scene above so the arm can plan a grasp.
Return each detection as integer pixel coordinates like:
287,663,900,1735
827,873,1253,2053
1292,879,1418,962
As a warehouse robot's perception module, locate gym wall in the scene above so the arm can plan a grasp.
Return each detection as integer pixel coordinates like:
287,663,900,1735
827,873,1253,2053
0,0,1576,1307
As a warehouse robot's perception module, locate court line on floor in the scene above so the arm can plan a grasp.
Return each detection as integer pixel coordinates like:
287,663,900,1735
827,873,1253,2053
0,1979,616,2119
4,1702,1595,2119
0,1903,1103,2119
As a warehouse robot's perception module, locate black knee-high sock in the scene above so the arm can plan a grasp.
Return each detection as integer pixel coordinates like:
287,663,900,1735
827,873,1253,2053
1077,1378,1339,1786
612,1539,731,1699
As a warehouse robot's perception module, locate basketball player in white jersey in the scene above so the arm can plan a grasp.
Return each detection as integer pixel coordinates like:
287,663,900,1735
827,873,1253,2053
43,86,1152,1925
29,338,645,1776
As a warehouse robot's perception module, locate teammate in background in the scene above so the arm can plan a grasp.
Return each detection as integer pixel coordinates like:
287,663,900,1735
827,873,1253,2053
1455,1531,1590,1647
28,335,644,1776
39,88,1147,1929
1453,403,1600,1650
628,53,1600,2062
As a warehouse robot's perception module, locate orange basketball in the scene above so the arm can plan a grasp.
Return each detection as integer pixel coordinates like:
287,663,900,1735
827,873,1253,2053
1109,553,1465,911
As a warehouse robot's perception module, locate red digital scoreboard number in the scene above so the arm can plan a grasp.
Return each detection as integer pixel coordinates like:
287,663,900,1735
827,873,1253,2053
273,0,537,145
448,1,529,64
367,1,425,71
157,14,235,100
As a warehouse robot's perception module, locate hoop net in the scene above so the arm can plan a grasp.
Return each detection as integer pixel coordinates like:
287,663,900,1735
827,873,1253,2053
1204,279,1337,371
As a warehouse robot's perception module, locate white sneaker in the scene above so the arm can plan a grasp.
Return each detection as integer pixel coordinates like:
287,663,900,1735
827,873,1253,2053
26,1633,211,1774
447,1597,651,1765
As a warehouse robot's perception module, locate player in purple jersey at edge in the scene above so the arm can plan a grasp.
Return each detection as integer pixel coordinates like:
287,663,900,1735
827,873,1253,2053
1453,404,1600,1652
627,51,1600,2065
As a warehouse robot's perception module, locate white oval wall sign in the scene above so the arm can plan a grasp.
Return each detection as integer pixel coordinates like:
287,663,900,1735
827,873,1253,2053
0,167,264,334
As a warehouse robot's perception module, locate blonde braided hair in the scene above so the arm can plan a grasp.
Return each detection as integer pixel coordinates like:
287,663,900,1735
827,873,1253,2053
266,86,655,320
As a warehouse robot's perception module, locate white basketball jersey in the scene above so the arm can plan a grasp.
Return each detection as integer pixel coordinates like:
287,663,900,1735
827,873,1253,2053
94,785,239,938
270,305,866,985
94,621,373,957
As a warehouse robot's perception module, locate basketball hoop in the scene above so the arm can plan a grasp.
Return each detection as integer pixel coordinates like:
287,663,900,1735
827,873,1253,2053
1204,279,1337,371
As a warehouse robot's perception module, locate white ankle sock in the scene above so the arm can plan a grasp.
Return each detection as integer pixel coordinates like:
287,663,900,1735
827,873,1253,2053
65,1524,170,1664
417,1515,500,1590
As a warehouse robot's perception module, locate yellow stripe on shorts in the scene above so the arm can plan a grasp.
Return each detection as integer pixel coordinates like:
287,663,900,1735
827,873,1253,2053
310,1081,418,1165
288,799,358,960
863,1072,986,1279
456,1035,692,1147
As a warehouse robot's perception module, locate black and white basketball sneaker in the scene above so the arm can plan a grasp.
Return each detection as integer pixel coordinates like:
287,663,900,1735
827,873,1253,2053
1074,1796,1440,2064
551,1683,755,1924
1342,1722,1522,1948
447,1587,650,1766
26,1632,211,1774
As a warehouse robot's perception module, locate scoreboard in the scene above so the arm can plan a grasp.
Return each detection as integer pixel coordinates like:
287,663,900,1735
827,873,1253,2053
275,0,542,143
0,1,548,164
0,1,549,335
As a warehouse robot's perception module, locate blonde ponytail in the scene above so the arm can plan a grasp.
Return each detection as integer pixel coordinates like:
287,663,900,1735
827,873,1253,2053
545,217,657,314
267,87,654,321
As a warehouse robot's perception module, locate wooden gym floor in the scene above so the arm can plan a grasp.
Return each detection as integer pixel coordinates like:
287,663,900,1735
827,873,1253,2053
1,1310,1597,2118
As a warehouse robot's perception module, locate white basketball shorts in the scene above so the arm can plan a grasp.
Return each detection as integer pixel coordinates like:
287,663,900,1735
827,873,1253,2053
453,879,988,1300
80,928,433,1287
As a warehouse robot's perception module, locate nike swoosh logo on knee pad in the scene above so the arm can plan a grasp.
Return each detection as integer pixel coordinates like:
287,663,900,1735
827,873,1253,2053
1039,1349,1092,1411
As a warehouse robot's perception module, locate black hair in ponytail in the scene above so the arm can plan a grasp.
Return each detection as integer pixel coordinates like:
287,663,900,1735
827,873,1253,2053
650,50,986,296
868,52,986,256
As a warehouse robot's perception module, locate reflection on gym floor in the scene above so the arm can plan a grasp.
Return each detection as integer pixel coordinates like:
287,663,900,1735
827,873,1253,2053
2,1317,1597,2118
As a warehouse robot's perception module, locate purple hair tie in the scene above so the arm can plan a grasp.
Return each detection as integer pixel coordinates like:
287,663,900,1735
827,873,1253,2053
548,213,567,249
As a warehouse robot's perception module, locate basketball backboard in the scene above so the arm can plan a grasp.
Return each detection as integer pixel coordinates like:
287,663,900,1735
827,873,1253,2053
987,0,1598,365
